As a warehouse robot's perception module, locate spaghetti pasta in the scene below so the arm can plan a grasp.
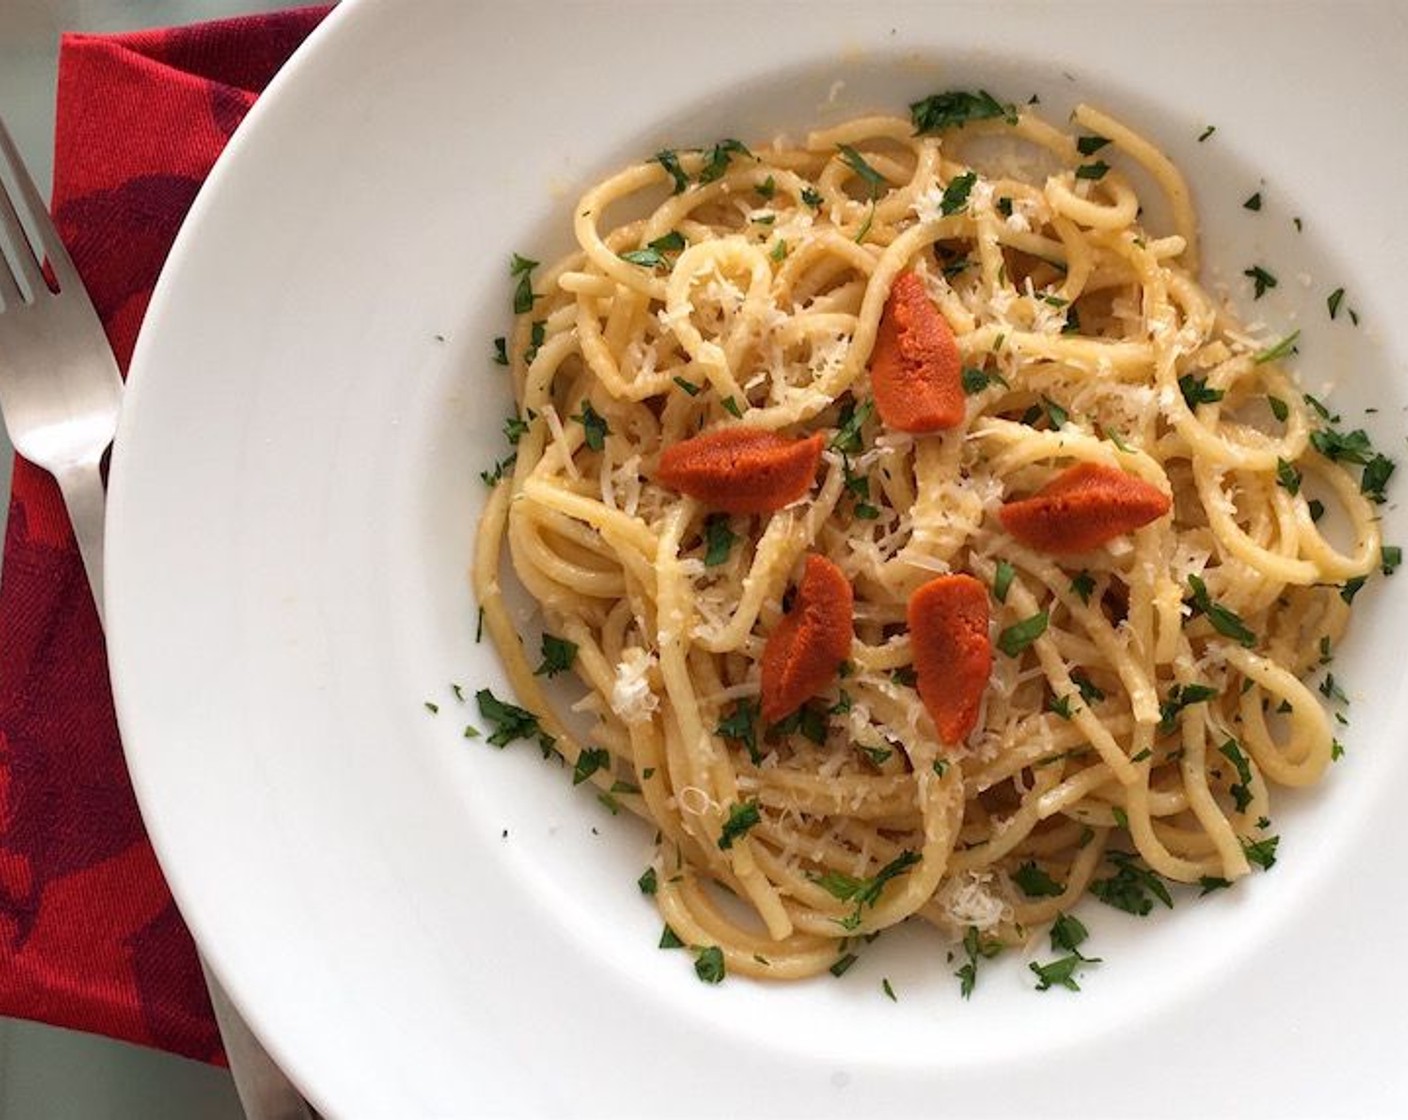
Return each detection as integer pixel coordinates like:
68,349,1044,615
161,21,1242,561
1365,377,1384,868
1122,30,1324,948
472,92,1391,985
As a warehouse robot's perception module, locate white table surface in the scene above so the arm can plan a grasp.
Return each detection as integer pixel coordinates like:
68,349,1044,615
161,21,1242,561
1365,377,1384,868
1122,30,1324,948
0,3,308,1117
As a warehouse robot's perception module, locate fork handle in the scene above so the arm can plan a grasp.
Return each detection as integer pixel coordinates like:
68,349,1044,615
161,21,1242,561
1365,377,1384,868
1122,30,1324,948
54,456,108,626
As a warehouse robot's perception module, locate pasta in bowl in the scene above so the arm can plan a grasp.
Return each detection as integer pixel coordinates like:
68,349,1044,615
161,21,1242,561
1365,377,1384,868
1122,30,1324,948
471,90,1391,990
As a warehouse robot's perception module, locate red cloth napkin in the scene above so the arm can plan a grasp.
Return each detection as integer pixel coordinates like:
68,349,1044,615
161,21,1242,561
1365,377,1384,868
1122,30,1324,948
0,6,329,1063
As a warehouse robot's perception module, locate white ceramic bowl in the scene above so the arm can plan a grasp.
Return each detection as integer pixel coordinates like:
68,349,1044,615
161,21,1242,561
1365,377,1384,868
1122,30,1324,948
108,2,1408,1115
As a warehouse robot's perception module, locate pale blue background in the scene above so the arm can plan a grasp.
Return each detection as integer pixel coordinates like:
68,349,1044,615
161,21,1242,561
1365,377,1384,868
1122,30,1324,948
0,3,304,1117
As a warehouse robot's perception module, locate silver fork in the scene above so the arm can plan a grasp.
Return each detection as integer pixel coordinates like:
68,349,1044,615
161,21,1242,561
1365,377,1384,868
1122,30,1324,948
0,115,316,1120
0,118,120,616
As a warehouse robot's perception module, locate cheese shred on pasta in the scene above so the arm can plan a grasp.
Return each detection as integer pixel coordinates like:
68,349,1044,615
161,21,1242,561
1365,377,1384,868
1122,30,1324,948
472,98,1386,981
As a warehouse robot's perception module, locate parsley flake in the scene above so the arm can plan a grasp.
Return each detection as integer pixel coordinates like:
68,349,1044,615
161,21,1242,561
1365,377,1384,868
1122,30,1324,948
1244,265,1278,299
1091,852,1173,916
653,149,689,193
940,170,978,215
718,800,762,850
909,89,1017,133
571,401,610,451
509,253,540,314
1187,574,1256,647
993,559,1016,603
475,689,541,748
1013,861,1064,898
693,945,726,983
1254,330,1300,364
534,633,578,678
997,611,1049,657
716,699,760,763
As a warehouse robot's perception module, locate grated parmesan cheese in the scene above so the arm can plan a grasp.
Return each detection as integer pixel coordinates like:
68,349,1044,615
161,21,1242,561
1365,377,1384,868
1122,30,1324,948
611,647,659,724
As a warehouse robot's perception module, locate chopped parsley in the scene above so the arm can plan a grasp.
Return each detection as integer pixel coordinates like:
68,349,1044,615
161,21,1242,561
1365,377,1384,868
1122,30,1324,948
993,559,1016,603
1072,669,1105,705
1178,373,1225,409
619,230,687,269
1091,851,1174,916
1268,395,1289,422
693,945,726,983
1041,395,1070,429
1050,913,1088,954
1070,570,1096,605
1218,739,1255,812
1076,134,1110,156
653,149,689,193
703,514,737,567
637,867,658,895
1340,576,1366,605
909,89,1017,134
1327,287,1346,320
659,924,684,949
1243,265,1278,299
1048,694,1076,720
1361,453,1395,504
716,699,760,763
697,138,753,185
1074,160,1109,181
1013,861,1064,898
475,689,540,748
1242,835,1280,870
830,398,874,454
858,744,892,767
571,401,610,451
1381,545,1402,575
673,375,701,396
721,395,744,418
962,366,1009,395
572,747,610,785
801,185,824,209
1243,191,1262,211
954,925,1003,999
509,253,539,314
1157,682,1220,734
814,850,922,931
523,320,546,364
837,143,885,193
718,800,762,849
1198,124,1216,142
940,170,978,215
492,337,509,366
534,633,578,678
1309,426,1373,464
997,611,1049,657
1254,331,1300,365
1030,953,1098,992
830,953,859,977
770,703,829,746
1275,458,1302,495
1187,574,1256,647
836,144,885,240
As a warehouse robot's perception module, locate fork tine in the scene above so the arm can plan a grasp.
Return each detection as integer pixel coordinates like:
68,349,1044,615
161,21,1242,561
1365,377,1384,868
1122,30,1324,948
0,116,80,293
0,212,23,310
0,169,41,303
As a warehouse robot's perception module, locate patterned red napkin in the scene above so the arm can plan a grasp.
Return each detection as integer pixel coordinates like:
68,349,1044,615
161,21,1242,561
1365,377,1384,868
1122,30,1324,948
0,6,329,1062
